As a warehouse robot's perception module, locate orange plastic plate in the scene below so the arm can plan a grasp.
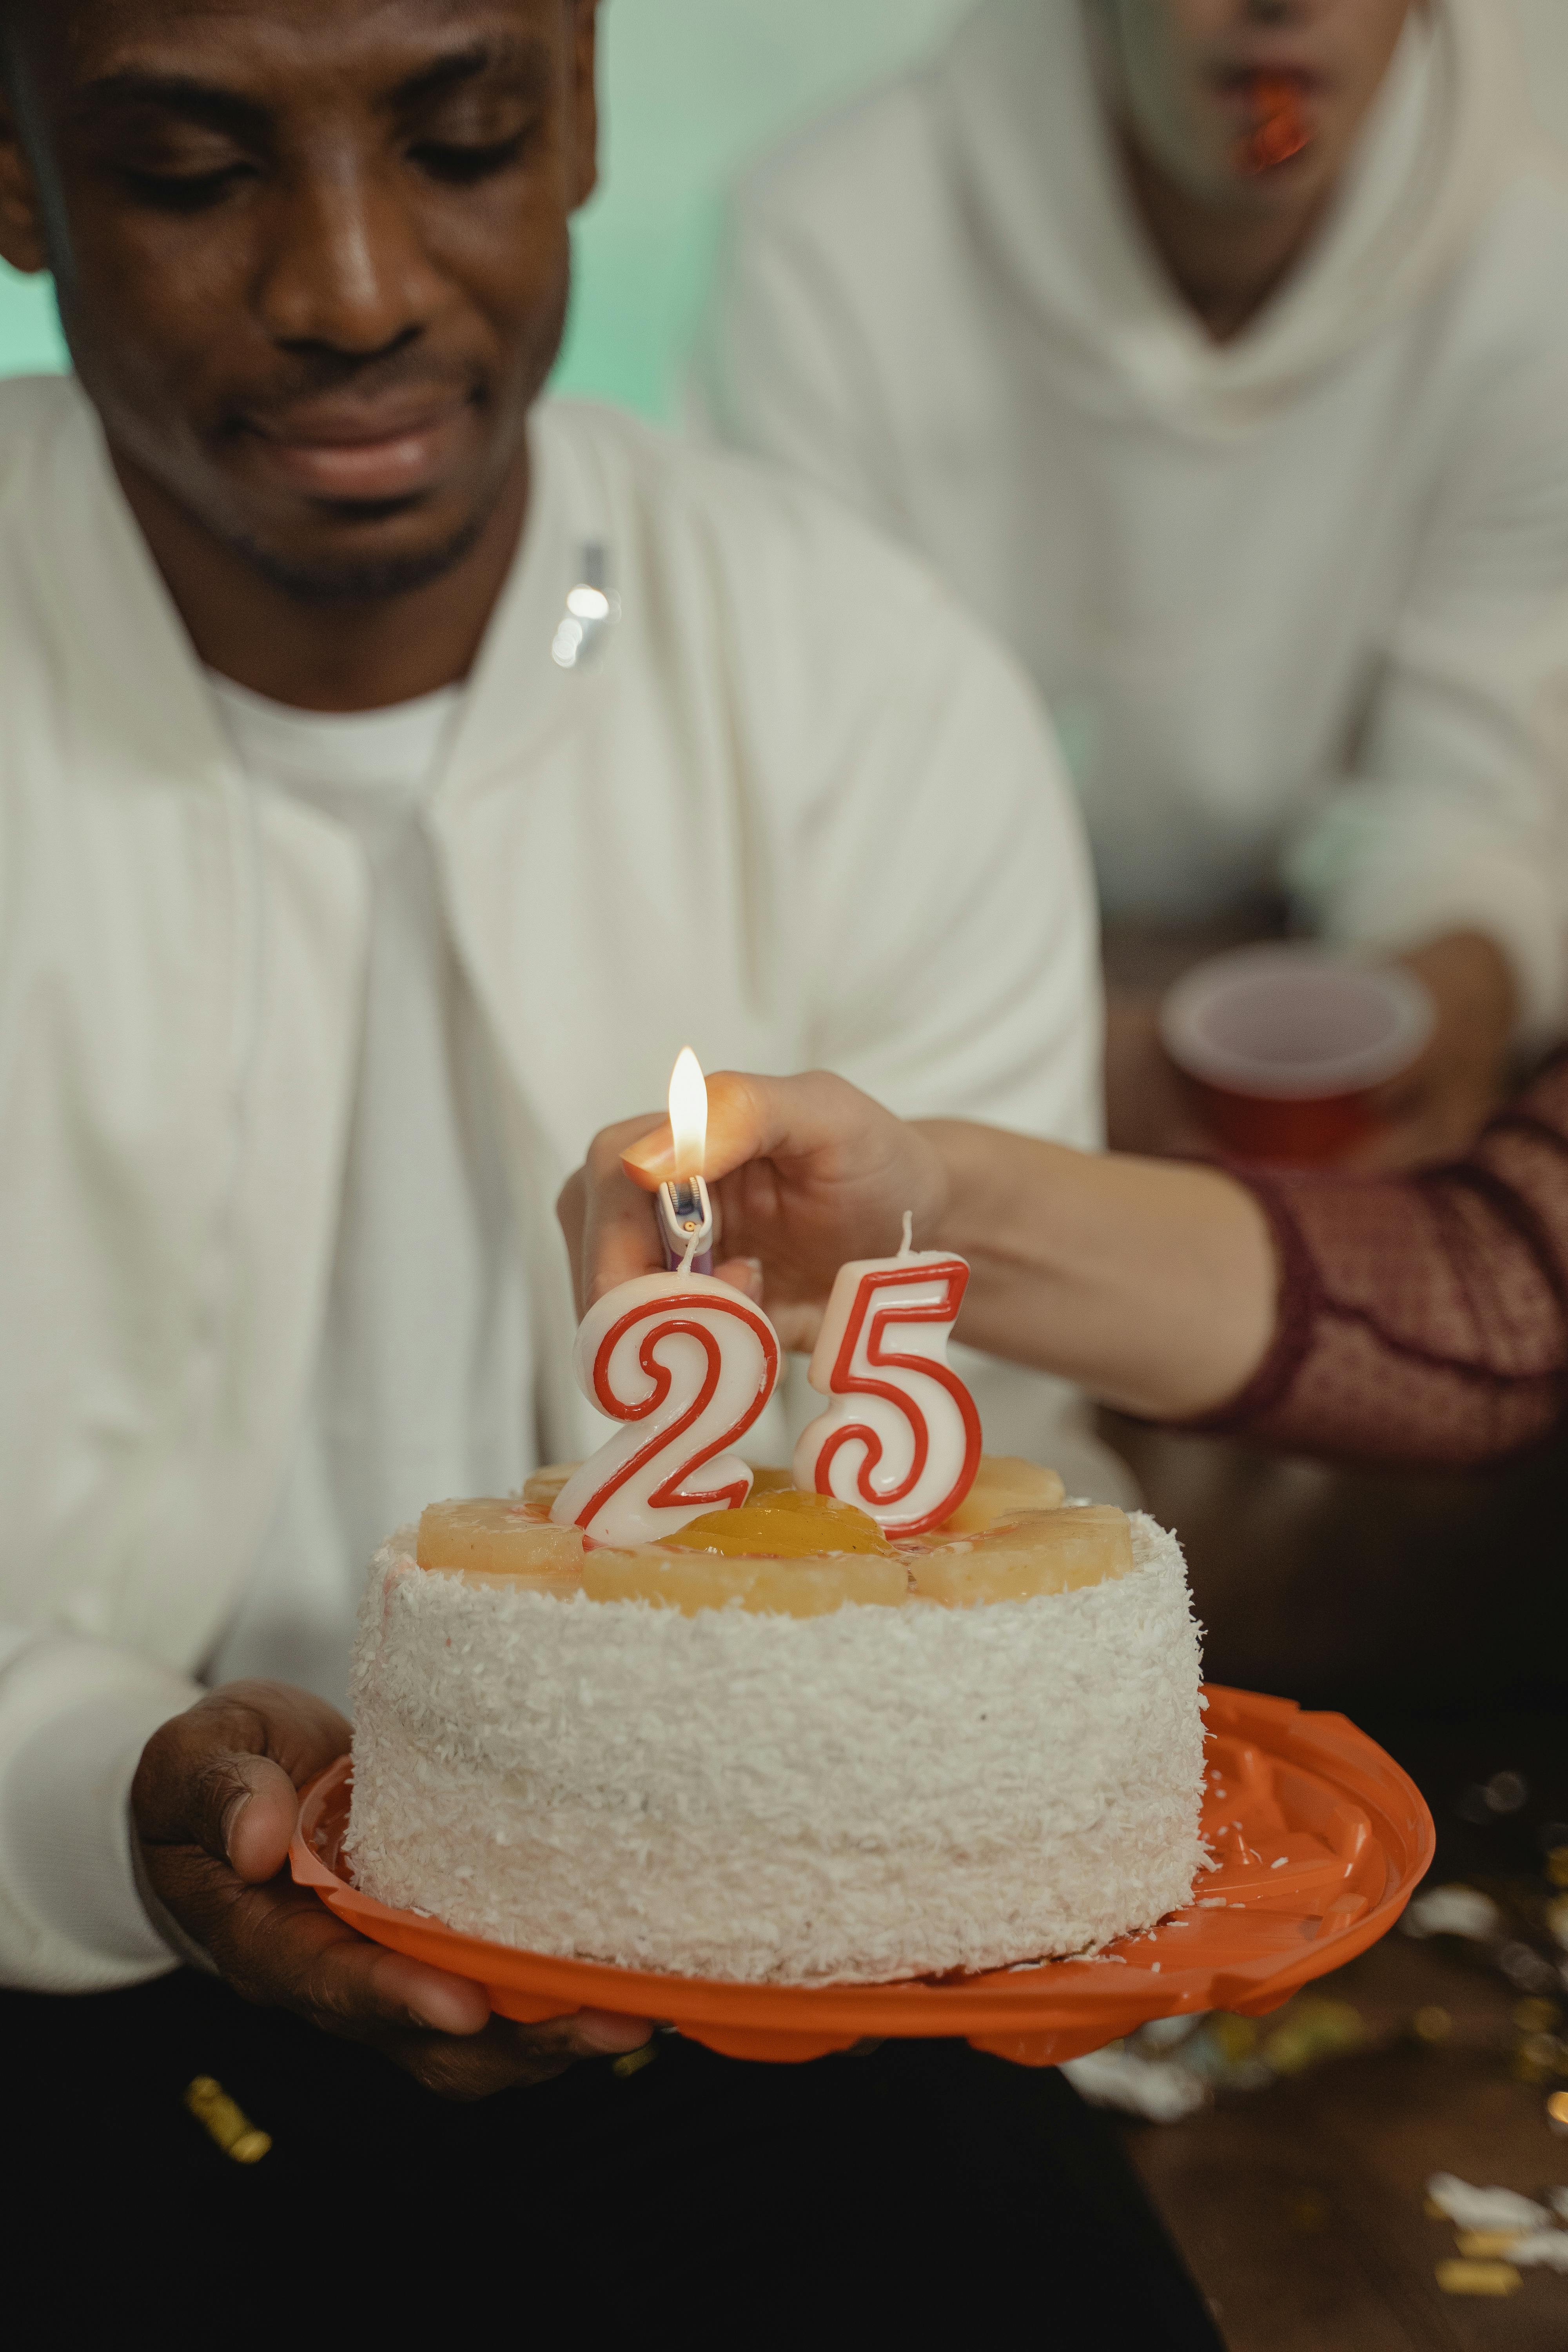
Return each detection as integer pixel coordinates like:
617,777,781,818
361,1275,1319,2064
290,1686,1434,2066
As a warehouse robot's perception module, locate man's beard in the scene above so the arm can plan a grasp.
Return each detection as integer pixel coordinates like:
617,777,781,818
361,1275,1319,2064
222,501,493,606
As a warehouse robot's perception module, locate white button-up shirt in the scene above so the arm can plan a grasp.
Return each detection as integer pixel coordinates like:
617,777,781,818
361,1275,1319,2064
0,378,1109,1989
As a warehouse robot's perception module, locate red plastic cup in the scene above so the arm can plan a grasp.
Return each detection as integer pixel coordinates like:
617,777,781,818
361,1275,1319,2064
1158,945,1435,1165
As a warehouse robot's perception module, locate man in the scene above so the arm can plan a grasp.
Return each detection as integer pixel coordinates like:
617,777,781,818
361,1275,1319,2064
0,0,1114,2098
699,0,1568,1161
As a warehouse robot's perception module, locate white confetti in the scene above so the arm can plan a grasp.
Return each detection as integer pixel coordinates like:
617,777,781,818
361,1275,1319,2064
1403,1887,1500,1943
1063,2045,1205,2124
1427,2175,1550,2233
1512,2234,1568,2272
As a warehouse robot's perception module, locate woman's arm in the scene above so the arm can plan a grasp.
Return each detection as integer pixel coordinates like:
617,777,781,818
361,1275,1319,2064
561,1060,1568,1470
1202,1072,1568,1465
946,1075,1568,1461
922,1118,1276,1419
561,1070,1277,1417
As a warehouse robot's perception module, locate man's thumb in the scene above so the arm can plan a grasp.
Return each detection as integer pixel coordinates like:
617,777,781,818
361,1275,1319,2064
220,1755,303,1882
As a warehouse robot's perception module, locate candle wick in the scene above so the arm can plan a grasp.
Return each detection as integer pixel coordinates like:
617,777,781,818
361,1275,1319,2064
680,1233,699,1279
899,1209,915,1258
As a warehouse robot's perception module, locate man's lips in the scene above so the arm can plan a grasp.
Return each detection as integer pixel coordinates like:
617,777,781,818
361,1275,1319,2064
236,392,476,502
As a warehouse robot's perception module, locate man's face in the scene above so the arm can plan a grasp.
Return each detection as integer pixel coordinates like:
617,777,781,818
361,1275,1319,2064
0,0,598,598
1096,0,1415,212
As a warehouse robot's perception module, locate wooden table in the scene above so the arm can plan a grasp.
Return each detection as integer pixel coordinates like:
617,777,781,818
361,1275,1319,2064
1125,1934,1567,2350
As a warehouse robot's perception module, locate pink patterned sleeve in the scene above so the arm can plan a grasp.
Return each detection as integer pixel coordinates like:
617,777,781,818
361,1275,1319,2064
1187,1060,1568,1467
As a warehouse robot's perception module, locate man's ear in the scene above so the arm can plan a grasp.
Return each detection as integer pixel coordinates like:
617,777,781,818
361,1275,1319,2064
0,74,49,273
567,0,600,214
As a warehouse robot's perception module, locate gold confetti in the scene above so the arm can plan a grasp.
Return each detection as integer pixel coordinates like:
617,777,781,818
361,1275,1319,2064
611,2044,658,2080
1209,2015,1257,2065
1435,2261,1521,2298
183,2076,270,2164
1547,1845,1568,1890
1513,1996,1560,2034
1455,2231,1522,2259
1262,1997,1363,2076
1547,2089,1568,2131
1411,2005,1452,2044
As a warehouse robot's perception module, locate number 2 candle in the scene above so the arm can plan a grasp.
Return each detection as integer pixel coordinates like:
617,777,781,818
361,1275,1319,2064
550,1271,781,1547
552,1049,781,1546
793,1213,981,1537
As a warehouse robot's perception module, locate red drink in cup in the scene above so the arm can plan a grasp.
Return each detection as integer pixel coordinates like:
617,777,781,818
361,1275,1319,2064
1159,945,1435,1166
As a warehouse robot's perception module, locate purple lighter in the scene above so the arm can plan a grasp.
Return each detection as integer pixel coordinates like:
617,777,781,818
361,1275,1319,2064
657,1174,715,1277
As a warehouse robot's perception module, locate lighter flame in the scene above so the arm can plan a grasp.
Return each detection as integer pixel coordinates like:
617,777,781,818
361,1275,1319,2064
668,1047,708,1181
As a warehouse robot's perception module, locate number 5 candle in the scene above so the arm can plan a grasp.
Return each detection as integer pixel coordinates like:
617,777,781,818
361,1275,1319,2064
793,1214,981,1537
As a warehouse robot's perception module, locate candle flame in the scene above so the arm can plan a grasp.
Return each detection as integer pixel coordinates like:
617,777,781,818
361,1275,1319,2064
668,1047,708,1181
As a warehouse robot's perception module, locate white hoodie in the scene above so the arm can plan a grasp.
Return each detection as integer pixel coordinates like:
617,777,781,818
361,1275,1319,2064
699,0,1568,1035
0,378,1108,1992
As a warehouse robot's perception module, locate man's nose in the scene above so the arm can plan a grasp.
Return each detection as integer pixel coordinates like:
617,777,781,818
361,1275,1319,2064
256,162,443,355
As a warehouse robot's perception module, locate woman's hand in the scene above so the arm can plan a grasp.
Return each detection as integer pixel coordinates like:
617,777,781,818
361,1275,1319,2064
560,1068,1276,1419
1349,932,1515,1171
557,1070,946,1350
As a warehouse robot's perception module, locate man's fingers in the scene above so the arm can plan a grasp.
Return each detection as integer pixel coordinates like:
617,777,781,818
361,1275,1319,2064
216,1754,301,1882
381,2019,581,2100
132,1682,350,1862
156,1862,495,2036
381,2011,656,2102
570,2008,657,2054
128,1680,660,2103
210,1678,352,1782
357,1943,493,2036
153,1857,652,2083
232,1886,651,2065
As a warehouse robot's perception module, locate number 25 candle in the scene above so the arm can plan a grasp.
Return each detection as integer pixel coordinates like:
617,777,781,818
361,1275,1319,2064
793,1213,981,1537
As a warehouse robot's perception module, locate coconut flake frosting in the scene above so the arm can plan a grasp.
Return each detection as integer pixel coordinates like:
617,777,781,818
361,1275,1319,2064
345,1513,1205,1984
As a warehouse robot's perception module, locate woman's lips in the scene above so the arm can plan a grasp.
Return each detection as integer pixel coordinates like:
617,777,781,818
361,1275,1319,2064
1213,65,1323,114
242,397,474,502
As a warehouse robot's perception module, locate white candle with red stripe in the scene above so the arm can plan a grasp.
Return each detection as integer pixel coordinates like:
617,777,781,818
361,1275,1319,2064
793,1213,981,1537
554,1048,781,1547
550,1271,781,1547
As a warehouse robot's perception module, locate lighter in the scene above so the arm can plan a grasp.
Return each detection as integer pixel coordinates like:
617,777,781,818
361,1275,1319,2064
657,1172,715,1276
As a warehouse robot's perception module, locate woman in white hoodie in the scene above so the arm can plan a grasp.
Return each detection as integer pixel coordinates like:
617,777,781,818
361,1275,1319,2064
700,0,1568,1163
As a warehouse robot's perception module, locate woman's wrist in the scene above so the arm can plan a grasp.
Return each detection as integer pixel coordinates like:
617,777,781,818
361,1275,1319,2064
918,1119,1082,1288
913,1119,1279,1420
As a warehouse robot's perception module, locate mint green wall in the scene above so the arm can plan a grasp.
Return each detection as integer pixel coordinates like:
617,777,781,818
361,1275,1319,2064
0,0,970,418
0,261,66,377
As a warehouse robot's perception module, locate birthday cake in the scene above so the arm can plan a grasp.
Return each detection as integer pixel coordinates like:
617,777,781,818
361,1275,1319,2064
345,1454,1206,1984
